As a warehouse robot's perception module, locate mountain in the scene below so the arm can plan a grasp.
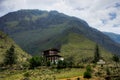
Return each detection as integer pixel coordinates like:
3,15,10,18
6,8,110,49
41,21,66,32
0,9,120,57
0,31,31,64
103,32,120,44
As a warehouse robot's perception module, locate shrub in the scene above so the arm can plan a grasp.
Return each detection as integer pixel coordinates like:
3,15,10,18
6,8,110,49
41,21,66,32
84,71,92,78
112,54,119,63
46,60,51,67
57,60,66,69
106,67,111,75
86,65,92,72
84,65,92,79
29,56,43,69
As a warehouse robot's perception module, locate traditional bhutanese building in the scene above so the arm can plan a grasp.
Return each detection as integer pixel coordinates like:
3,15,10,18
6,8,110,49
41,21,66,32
43,48,63,64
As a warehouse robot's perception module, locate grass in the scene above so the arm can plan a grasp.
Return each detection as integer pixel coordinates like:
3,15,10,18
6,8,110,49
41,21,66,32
10,23,67,54
0,68,85,80
0,62,119,80
0,31,31,63
55,68,85,79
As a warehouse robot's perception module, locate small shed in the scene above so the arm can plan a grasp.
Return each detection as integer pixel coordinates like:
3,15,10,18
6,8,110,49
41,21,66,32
97,59,106,67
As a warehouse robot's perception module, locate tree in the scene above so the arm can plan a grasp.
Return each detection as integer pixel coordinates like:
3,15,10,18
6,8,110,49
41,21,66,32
57,60,66,69
29,56,43,69
4,45,17,66
93,44,100,63
112,54,119,63
112,54,119,68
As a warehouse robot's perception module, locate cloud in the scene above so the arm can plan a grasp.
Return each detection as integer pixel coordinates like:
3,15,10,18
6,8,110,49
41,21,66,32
0,0,120,34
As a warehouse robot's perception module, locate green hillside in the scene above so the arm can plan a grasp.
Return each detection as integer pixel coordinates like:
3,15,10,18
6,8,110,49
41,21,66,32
0,31,31,64
0,10,120,56
60,32,112,63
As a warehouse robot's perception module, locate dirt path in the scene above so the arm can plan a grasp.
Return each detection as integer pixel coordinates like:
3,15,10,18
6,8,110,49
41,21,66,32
59,76,100,80
59,76,84,80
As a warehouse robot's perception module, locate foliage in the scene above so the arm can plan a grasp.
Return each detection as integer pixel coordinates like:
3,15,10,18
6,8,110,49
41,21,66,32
93,44,100,63
86,65,92,72
112,54,119,63
83,71,92,78
106,67,111,75
46,60,51,67
83,65,92,79
0,31,31,64
65,56,74,68
4,45,17,66
57,60,66,69
29,56,43,69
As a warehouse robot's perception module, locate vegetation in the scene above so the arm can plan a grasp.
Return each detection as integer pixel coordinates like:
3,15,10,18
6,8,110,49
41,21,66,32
106,67,111,75
0,10,120,80
83,65,92,78
93,45,100,63
0,31,31,64
4,45,16,66
112,54,119,63
84,71,92,78
29,56,44,69
61,33,113,64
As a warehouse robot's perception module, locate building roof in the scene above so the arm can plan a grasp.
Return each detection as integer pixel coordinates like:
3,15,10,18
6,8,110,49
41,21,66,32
43,48,60,53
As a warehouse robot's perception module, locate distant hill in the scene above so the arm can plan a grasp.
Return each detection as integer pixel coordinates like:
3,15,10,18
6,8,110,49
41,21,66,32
103,32,120,44
0,9,120,57
0,31,31,64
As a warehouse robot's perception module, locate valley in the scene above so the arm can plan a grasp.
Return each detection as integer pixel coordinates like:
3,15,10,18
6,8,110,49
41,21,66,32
0,10,120,80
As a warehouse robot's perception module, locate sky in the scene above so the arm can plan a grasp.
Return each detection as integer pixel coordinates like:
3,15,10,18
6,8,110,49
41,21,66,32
0,0,120,34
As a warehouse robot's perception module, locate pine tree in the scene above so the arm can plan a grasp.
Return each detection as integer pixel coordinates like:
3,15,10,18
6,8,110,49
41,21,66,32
93,44,100,63
4,45,17,66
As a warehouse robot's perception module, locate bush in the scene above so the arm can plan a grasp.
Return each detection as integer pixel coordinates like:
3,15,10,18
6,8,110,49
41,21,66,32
86,65,92,72
46,61,51,67
84,65,92,79
57,60,66,69
66,60,74,68
84,71,92,78
106,67,111,75
29,56,43,69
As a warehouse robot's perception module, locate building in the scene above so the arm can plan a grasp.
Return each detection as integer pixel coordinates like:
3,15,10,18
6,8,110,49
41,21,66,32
43,48,63,63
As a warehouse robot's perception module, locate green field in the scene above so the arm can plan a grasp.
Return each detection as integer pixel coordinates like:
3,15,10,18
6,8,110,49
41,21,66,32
0,68,85,80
